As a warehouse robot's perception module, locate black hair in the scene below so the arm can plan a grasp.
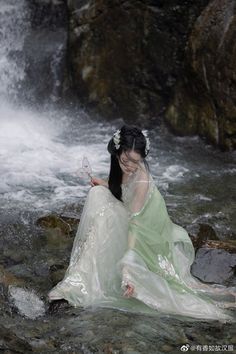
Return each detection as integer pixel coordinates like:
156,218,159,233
107,124,149,201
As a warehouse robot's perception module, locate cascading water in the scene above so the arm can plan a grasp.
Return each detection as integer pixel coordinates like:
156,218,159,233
0,0,112,212
0,0,28,101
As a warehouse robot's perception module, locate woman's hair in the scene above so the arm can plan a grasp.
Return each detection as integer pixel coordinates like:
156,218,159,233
107,125,149,201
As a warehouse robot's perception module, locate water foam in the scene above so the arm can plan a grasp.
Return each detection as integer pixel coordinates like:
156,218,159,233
0,104,110,210
9,285,45,319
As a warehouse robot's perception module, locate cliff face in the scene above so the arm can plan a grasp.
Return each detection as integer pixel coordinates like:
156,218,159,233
166,0,236,150
67,0,209,124
23,0,236,150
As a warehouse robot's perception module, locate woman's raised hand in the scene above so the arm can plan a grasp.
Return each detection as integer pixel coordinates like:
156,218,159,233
90,177,108,187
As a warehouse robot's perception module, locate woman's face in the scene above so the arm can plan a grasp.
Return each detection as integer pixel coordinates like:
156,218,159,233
118,150,142,175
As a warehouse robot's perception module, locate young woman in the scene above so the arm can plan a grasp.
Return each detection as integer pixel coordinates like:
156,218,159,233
48,125,235,321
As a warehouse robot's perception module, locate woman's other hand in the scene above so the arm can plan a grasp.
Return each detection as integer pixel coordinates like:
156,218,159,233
123,283,135,297
90,177,108,187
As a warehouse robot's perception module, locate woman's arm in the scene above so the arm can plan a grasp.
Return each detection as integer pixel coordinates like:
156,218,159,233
122,169,150,297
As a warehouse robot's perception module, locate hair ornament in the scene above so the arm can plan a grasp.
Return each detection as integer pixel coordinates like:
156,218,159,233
142,130,150,155
113,129,121,150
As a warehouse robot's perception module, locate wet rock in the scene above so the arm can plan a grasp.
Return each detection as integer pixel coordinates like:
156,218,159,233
36,213,79,250
23,0,69,104
1,254,24,268
196,223,219,241
166,0,236,151
67,0,209,123
189,223,236,253
187,223,236,285
191,248,236,285
49,265,67,285
189,223,219,248
6,263,35,281
47,299,70,315
200,240,236,254
36,213,79,235
161,344,175,352
0,283,10,316
57,212,81,237
0,265,25,287
0,325,33,353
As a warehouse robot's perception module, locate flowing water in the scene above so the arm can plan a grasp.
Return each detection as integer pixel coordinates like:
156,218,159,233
0,1,235,353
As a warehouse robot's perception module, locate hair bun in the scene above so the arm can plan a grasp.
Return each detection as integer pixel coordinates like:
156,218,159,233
107,124,148,158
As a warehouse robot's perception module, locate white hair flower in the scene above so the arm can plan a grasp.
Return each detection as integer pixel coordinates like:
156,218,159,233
142,130,150,155
113,129,121,150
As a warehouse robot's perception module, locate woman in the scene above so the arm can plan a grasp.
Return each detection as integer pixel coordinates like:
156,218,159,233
48,125,235,321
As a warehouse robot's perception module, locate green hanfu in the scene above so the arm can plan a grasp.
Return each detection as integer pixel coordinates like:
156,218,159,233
49,162,235,322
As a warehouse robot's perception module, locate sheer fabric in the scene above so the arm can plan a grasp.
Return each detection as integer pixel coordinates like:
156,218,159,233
48,162,236,321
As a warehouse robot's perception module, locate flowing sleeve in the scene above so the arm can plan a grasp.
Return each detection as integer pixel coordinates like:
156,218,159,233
126,166,151,248
121,164,154,289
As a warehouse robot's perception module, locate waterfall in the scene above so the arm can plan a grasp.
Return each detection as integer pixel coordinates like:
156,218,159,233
0,0,29,103
0,0,110,211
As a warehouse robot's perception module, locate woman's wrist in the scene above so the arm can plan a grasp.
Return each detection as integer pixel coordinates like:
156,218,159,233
100,179,108,187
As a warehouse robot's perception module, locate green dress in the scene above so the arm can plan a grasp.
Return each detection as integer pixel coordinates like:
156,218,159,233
49,162,235,322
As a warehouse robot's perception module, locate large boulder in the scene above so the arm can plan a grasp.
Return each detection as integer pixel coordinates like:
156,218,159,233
67,0,209,123
166,0,236,150
191,248,236,286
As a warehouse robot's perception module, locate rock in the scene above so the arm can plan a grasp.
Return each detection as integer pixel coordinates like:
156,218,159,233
188,223,236,285
36,213,79,250
189,223,219,248
0,265,25,287
46,299,70,315
197,224,219,241
36,213,79,235
200,240,236,254
22,0,69,103
0,325,33,353
58,212,81,234
50,267,67,285
49,263,68,286
18,0,236,149
166,0,236,151
191,248,236,285
188,223,236,253
67,0,209,123
161,344,175,352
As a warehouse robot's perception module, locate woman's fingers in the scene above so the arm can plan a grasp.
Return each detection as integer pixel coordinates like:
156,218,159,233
123,284,134,297
91,177,103,186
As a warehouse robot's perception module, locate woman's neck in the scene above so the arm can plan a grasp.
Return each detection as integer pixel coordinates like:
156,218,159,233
122,171,136,183
122,172,130,183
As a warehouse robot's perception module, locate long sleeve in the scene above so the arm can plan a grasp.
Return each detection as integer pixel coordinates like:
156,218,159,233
121,164,152,288
126,164,153,250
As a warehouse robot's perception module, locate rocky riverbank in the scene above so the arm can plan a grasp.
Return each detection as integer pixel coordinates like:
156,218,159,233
0,209,235,352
